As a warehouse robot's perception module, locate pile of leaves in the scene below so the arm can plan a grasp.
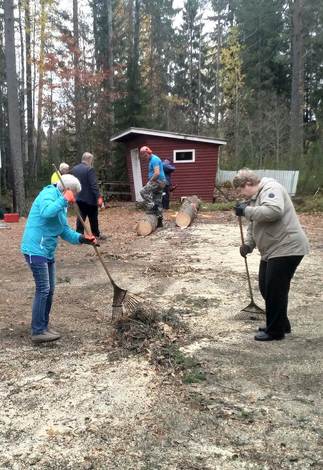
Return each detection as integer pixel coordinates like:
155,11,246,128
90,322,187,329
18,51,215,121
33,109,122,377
112,304,205,382
112,303,185,353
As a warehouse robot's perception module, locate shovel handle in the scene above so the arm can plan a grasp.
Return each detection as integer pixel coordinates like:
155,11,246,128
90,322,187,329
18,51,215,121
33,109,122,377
52,164,115,286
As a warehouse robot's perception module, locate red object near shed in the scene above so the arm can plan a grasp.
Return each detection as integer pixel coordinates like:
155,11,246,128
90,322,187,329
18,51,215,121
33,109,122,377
110,128,226,203
4,213,19,223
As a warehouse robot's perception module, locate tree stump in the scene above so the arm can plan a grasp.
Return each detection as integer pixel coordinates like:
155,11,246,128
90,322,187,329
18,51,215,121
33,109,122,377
175,195,201,229
136,214,158,236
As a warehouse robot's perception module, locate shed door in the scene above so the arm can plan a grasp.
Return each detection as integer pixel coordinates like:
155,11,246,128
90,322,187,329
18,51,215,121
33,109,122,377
130,148,143,201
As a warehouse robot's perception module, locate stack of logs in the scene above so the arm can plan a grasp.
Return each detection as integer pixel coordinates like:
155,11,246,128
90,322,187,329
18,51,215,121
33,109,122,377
136,195,201,236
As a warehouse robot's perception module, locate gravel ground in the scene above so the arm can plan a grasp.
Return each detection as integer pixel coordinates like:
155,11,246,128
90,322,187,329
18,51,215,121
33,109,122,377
0,204,322,469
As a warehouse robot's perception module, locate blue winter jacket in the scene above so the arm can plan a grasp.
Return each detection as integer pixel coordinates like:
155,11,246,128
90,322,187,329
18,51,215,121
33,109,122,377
21,185,81,259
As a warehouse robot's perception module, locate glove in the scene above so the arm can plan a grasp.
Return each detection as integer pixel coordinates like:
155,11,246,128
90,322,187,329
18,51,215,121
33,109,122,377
234,201,248,217
79,234,100,246
239,244,252,257
63,189,76,204
98,195,104,208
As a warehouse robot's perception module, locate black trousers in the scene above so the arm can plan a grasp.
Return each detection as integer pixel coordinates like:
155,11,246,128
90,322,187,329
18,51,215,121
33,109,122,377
76,201,100,237
258,256,303,336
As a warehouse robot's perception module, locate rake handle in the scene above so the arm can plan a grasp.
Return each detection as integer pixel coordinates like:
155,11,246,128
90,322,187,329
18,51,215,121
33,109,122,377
52,164,115,286
238,215,255,303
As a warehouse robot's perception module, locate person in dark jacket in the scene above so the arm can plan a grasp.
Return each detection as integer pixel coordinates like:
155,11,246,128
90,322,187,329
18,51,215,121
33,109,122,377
71,152,107,240
162,159,176,210
21,175,99,343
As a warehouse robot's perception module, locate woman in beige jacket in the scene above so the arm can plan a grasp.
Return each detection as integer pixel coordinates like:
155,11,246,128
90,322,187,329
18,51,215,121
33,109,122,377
233,169,309,341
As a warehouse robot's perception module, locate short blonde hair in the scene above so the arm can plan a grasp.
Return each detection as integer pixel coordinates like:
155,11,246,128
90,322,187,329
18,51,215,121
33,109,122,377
59,162,69,174
232,168,260,188
57,174,81,193
82,152,94,164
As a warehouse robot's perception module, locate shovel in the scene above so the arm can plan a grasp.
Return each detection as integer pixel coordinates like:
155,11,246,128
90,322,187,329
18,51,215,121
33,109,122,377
238,216,264,316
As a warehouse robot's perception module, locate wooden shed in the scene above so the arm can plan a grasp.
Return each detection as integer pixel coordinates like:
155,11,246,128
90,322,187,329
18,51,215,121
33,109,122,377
110,127,226,203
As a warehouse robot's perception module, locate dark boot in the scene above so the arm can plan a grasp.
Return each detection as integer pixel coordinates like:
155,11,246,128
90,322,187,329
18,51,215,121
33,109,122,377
258,325,291,334
254,331,285,341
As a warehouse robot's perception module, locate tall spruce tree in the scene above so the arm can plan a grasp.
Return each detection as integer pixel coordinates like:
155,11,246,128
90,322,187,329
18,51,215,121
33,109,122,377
141,0,176,129
173,0,209,133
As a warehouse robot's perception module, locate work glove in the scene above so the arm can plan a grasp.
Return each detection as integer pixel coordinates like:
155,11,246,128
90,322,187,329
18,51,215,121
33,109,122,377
234,201,248,217
79,234,100,246
239,244,252,258
98,195,104,208
63,189,76,204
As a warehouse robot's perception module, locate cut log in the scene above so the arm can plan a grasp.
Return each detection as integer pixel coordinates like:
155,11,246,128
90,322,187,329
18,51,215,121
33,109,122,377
176,195,201,229
136,214,158,236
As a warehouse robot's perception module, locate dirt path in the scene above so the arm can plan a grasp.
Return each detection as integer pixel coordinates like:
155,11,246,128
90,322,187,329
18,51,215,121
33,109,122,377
0,205,322,469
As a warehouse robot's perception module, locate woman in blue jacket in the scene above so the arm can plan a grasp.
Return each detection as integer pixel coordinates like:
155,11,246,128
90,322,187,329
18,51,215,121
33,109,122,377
21,174,98,343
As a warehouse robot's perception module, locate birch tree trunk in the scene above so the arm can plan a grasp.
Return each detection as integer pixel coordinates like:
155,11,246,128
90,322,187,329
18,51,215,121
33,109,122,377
4,0,26,214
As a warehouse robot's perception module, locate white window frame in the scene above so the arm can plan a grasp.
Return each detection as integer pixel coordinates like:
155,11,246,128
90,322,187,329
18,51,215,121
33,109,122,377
173,149,196,163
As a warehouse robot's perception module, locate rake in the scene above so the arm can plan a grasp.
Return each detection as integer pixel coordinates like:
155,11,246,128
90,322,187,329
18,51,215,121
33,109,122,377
53,165,141,319
238,215,265,316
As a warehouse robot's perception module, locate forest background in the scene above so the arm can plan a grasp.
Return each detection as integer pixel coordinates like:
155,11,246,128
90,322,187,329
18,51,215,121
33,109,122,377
1,0,323,214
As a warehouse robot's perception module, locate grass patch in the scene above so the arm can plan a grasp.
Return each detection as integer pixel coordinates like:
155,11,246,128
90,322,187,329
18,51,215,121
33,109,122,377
201,202,234,212
293,194,323,212
151,342,207,384
183,369,207,384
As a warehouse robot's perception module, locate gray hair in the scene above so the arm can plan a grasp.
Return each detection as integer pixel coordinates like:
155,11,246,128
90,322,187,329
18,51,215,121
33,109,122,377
57,174,81,193
232,168,261,188
81,152,94,164
59,162,70,174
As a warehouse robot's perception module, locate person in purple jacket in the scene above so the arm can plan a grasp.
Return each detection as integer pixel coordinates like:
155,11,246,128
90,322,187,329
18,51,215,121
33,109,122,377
162,159,176,210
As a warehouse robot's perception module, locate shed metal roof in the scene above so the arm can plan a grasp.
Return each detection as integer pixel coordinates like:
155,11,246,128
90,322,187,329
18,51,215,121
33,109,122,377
110,127,227,146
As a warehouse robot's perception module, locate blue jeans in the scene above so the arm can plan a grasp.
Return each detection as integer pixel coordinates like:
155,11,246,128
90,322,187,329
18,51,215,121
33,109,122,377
24,255,56,335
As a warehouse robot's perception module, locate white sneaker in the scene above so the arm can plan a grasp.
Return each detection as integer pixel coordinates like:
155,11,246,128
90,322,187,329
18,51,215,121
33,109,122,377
47,328,61,337
31,331,60,343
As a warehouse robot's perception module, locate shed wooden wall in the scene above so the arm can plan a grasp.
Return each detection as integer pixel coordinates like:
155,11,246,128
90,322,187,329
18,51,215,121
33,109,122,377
125,135,220,202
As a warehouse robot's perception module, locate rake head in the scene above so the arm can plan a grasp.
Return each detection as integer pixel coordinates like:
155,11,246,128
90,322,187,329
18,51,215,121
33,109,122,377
111,284,141,320
241,300,265,315
235,300,265,321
